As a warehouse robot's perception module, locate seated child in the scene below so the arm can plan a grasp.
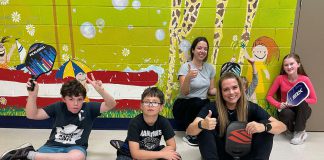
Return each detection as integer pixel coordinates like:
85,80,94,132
115,87,181,160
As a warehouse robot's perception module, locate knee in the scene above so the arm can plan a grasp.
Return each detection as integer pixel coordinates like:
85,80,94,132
68,150,86,160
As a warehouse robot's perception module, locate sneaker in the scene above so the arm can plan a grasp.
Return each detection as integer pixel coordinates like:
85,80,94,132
290,130,308,145
182,135,198,146
1,143,35,160
110,140,124,150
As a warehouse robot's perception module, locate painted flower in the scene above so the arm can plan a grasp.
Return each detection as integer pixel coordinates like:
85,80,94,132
122,48,130,57
0,0,9,5
61,53,70,62
62,44,69,52
26,24,35,36
0,97,7,105
11,11,21,23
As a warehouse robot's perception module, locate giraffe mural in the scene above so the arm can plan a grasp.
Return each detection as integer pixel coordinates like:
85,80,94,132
165,0,203,102
211,0,229,65
237,0,260,65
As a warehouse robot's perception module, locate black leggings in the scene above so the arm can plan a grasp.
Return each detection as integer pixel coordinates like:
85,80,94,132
278,101,312,132
172,98,210,130
198,130,274,160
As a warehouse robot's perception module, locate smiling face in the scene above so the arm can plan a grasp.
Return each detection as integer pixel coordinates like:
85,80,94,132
252,45,268,62
140,96,162,117
221,78,242,109
192,41,208,62
283,57,300,76
62,95,84,114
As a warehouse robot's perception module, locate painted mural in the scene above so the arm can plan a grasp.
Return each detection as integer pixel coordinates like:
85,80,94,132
0,0,297,119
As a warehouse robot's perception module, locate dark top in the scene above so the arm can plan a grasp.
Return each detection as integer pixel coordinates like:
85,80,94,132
43,101,101,149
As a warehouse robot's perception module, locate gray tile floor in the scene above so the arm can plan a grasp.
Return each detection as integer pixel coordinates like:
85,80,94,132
0,128,323,160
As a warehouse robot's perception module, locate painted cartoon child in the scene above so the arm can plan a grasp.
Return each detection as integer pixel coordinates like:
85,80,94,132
246,36,280,96
0,36,16,69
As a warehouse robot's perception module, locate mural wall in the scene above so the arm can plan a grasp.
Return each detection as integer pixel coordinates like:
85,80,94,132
0,0,297,120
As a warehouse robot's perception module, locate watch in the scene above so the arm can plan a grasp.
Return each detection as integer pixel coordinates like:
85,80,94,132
263,122,272,132
198,120,204,130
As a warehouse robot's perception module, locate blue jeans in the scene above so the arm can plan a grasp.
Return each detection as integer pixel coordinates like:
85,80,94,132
37,145,87,156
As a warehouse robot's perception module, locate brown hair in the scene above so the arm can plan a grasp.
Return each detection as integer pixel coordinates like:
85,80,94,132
216,72,248,136
280,53,308,76
190,37,209,62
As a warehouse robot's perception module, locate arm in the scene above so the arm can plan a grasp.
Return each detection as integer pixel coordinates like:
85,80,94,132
304,76,317,104
266,77,281,109
246,73,258,98
129,140,180,160
208,78,216,96
87,74,116,113
245,117,286,135
25,79,49,120
187,110,216,136
179,64,197,96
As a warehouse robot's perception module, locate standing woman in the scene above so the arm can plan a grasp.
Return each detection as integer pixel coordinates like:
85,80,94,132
172,37,216,146
187,72,286,160
266,53,317,145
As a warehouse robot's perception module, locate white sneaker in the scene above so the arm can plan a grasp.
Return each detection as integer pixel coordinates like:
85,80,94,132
290,130,308,145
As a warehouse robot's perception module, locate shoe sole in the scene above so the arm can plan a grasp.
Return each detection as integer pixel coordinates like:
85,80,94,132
290,133,308,145
182,137,198,146
0,143,33,159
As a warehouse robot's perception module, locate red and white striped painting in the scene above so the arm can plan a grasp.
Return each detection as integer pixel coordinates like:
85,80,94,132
0,68,158,110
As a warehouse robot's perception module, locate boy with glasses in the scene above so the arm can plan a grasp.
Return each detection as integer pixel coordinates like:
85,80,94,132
114,87,181,160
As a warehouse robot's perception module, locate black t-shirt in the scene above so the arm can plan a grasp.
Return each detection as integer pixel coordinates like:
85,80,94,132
124,113,175,151
197,101,270,136
43,101,101,149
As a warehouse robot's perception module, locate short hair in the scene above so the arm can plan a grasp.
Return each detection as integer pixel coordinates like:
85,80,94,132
141,87,165,104
60,79,87,98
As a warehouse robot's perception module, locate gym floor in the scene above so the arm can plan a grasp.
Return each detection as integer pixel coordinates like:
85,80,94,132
0,128,323,160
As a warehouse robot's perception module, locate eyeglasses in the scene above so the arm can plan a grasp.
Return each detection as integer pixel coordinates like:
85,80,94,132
142,101,161,107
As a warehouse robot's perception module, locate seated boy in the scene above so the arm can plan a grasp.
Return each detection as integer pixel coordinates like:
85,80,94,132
1,73,116,160
115,87,181,160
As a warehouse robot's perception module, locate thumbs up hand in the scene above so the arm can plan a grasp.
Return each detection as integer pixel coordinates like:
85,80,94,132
187,64,198,79
202,110,217,130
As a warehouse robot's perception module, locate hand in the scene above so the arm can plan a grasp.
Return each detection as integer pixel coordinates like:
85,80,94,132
280,102,292,109
187,64,198,79
246,121,264,134
86,73,104,92
202,110,217,130
26,78,38,95
161,147,181,160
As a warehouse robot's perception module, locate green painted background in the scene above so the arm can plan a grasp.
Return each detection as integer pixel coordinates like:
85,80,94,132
0,0,297,118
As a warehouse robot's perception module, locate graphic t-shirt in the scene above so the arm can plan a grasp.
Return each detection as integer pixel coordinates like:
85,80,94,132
43,101,101,149
124,113,175,151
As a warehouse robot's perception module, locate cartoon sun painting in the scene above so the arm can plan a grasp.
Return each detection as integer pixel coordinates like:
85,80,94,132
247,36,280,98
0,36,16,69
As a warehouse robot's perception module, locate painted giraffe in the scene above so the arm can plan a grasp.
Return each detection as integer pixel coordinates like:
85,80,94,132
211,0,229,65
237,0,260,64
165,0,203,102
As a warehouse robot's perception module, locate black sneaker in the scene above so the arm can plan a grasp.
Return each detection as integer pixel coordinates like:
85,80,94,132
110,140,124,150
1,143,35,160
182,135,198,146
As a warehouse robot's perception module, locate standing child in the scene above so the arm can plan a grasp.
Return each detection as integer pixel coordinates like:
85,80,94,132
0,73,116,160
116,87,181,160
267,53,317,145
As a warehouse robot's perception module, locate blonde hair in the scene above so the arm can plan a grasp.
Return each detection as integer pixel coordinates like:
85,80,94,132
216,72,248,136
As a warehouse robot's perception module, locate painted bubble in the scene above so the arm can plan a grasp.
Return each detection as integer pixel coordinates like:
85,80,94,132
132,0,141,9
112,0,129,10
80,22,96,39
179,39,191,53
155,29,165,41
96,18,105,33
